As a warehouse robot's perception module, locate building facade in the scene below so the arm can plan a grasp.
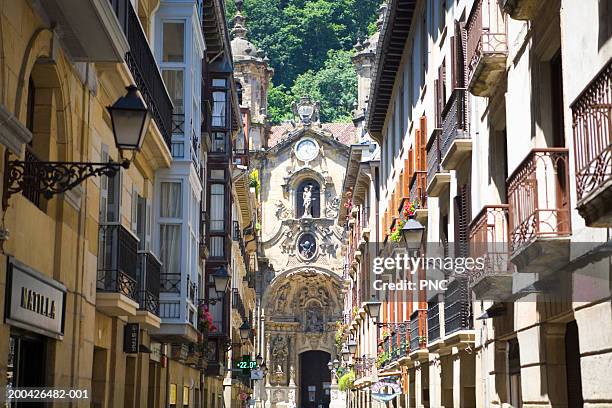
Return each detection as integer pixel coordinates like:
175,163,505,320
342,0,612,407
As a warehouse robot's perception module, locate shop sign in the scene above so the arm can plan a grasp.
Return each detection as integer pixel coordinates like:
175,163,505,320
371,379,402,402
169,384,177,405
150,342,162,362
5,258,66,339
123,323,140,353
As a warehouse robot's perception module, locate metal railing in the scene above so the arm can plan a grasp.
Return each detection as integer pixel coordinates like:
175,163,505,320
444,278,472,336
188,277,197,304
172,113,185,135
440,88,469,159
122,2,173,147
160,273,181,293
465,0,508,84
409,171,428,209
426,130,442,187
427,295,441,343
507,148,571,254
409,310,426,351
137,251,161,316
571,60,612,204
22,147,42,208
469,205,511,283
97,223,139,301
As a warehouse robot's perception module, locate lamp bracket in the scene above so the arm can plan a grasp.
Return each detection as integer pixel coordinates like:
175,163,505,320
2,157,130,210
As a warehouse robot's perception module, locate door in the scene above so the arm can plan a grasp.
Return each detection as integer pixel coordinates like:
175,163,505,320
299,351,331,408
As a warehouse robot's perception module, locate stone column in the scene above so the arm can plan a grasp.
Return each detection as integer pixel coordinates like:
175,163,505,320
414,361,424,408
428,354,443,408
517,323,567,408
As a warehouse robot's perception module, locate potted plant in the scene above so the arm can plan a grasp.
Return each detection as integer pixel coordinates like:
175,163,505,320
389,219,405,242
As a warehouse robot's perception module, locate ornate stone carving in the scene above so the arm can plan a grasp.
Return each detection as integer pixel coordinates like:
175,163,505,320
324,195,341,218
275,200,291,219
270,335,288,384
292,95,320,126
304,303,324,332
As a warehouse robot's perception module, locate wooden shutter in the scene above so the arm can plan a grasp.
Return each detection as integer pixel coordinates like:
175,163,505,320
453,183,471,257
452,20,467,88
419,116,427,171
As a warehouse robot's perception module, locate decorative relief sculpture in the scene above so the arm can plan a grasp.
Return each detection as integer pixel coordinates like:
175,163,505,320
275,200,291,219
270,335,288,384
304,303,324,332
324,196,341,218
297,234,316,260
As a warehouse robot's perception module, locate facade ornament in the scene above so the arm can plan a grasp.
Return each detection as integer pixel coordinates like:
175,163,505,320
324,196,341,218
292,95,320,126
302,186,313,218
275,200,290,219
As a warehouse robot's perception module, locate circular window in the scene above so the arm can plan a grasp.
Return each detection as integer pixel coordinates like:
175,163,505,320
297,233,317,261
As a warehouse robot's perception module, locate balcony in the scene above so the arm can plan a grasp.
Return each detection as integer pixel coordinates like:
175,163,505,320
131,251,162,329
426,130,451,197
409,310,428,360
427,295,442,346
96,223,139,316
466,0,508,97
37,0,128,62
571,61,612,227
469,205,513,299
443,279,474,346
507,148,571,273
440,89,471,170
122,2,173,147
409,171,428,222
499,0,541,20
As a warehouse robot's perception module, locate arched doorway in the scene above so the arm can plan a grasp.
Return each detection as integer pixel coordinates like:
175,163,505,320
299,350,331,408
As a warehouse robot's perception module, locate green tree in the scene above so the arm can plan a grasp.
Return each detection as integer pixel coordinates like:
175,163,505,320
267,84,294,124
290,49,357,123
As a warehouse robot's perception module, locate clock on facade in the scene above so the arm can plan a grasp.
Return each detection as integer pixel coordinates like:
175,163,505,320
295,138,319,162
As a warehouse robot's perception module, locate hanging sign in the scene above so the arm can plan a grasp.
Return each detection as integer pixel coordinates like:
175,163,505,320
123,323,140,353
371,379,402,402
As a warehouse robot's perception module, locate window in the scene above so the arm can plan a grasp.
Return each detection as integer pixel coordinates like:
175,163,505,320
296,180,321,218
100,149,121,224
162,70,184,115
212,78,226,87
160,182,182,218
212,132,226,153
160,224,181,275
210,184,225,231
210,169,225,180
212,91,226,127
508,338,522,407
162,22,185,62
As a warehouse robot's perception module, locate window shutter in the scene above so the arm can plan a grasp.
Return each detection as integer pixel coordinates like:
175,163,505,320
453,183,471,258
434,78,440,128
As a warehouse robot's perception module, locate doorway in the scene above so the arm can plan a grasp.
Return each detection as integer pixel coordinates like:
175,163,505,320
7,334,46,407
299,350,331,408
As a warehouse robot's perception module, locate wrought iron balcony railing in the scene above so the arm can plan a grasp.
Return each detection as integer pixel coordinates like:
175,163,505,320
409,309,427,352
571,60,612,225
427,295,441,343
507,148,571,254
121,2,173,147
444,279,472,336
409,171,428,209
137,251,161,316
187,277,198,304
427,130,442,187
469,205,511,284
160,273,181,293
97,223,139,301
440,88,469,160
465,0,508,96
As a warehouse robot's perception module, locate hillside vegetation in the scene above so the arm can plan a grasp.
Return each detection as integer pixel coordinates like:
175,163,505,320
226,0,379,123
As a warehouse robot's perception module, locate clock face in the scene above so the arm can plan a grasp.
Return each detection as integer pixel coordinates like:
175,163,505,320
295,139,319,162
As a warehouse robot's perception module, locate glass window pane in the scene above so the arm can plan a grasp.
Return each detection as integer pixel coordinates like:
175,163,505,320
212,132,226,152
163,22,185,62
210,170,224,180
210,236,224,257
160,224,181,274
212,91,226,127
160,182,182,218
212,79,226,87
162,70,184,115
210,184,224,231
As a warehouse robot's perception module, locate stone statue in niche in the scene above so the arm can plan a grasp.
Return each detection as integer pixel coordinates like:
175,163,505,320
302,186,312,218
275,283,291,313
270,336,288,383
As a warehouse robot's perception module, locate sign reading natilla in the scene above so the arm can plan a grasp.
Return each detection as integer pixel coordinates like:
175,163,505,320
6,258,66,339
20,286,57,319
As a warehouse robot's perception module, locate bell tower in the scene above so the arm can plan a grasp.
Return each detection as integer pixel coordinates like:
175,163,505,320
230,0,274,150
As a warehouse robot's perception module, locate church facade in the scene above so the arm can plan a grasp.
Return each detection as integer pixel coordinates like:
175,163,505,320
252,98,354,408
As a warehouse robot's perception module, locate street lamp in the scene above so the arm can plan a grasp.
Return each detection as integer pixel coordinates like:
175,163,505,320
212,266,230,298
239,321,251,341
327,361,333,371
3,85,149,210
333,359,340,370
401,217,425,252
364,299,382,322
347,338,357,354
341,344,351,362
107,85,150,154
